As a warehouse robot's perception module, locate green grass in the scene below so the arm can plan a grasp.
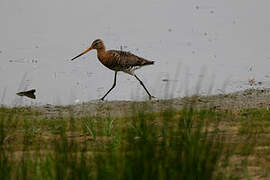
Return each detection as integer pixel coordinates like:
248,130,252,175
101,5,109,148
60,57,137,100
0,105,269,179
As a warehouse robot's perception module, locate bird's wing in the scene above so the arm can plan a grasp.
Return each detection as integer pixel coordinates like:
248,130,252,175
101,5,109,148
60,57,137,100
108,50,153,68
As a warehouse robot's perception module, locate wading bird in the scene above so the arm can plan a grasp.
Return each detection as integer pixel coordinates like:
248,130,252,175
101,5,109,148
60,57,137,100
71,39,155,100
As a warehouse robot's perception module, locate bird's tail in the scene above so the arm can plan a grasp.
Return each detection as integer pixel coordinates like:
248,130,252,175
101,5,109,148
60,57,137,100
143,59,155,65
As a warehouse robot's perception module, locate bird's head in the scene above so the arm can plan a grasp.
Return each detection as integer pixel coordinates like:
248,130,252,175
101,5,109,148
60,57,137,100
71,39,105,61
90,39,104,50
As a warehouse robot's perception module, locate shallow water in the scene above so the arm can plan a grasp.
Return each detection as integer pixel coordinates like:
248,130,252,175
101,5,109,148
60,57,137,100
1,0,270,106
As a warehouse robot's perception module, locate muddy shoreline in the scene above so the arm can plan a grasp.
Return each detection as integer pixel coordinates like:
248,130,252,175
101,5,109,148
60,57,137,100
33,88,270,118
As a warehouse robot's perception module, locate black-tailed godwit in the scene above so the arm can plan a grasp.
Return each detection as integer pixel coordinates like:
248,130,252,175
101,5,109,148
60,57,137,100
71,39,155,100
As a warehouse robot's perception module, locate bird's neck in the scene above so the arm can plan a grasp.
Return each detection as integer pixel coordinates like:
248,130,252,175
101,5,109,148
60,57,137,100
96,47,106,58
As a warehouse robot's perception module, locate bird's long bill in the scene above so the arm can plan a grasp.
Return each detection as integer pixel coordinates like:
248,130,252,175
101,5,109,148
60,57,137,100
71,47,92,61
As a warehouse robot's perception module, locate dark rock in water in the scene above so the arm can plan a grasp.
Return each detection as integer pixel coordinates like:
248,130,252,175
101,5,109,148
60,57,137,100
162,79,169,82
16,89,36,99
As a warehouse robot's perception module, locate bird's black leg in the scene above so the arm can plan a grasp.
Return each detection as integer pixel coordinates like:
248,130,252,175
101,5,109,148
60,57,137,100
100,71,117,101
134,74,155,100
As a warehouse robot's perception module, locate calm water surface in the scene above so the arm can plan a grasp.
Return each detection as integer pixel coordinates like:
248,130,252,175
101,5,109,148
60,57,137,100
1,0,270,106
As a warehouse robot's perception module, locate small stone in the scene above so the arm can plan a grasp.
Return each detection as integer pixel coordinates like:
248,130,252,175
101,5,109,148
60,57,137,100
162,79,169,82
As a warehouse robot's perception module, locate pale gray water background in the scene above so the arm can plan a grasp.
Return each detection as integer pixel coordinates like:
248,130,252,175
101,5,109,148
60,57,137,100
1,0,270,106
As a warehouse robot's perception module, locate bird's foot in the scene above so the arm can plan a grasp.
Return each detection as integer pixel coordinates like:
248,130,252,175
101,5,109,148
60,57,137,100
148,95,156,100
99,97,105,101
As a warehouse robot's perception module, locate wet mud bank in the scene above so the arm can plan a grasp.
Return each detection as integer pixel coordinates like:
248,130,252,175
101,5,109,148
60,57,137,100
33,88,270,118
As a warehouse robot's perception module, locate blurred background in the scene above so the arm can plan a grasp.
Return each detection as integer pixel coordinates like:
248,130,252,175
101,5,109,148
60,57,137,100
1,0,270,106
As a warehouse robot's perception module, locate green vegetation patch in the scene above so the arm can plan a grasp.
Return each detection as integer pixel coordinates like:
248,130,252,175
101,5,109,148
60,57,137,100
0,105,269,179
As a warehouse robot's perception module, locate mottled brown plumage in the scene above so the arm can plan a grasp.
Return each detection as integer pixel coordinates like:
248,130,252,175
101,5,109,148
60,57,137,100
71,39,155,100
100,50,154,75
